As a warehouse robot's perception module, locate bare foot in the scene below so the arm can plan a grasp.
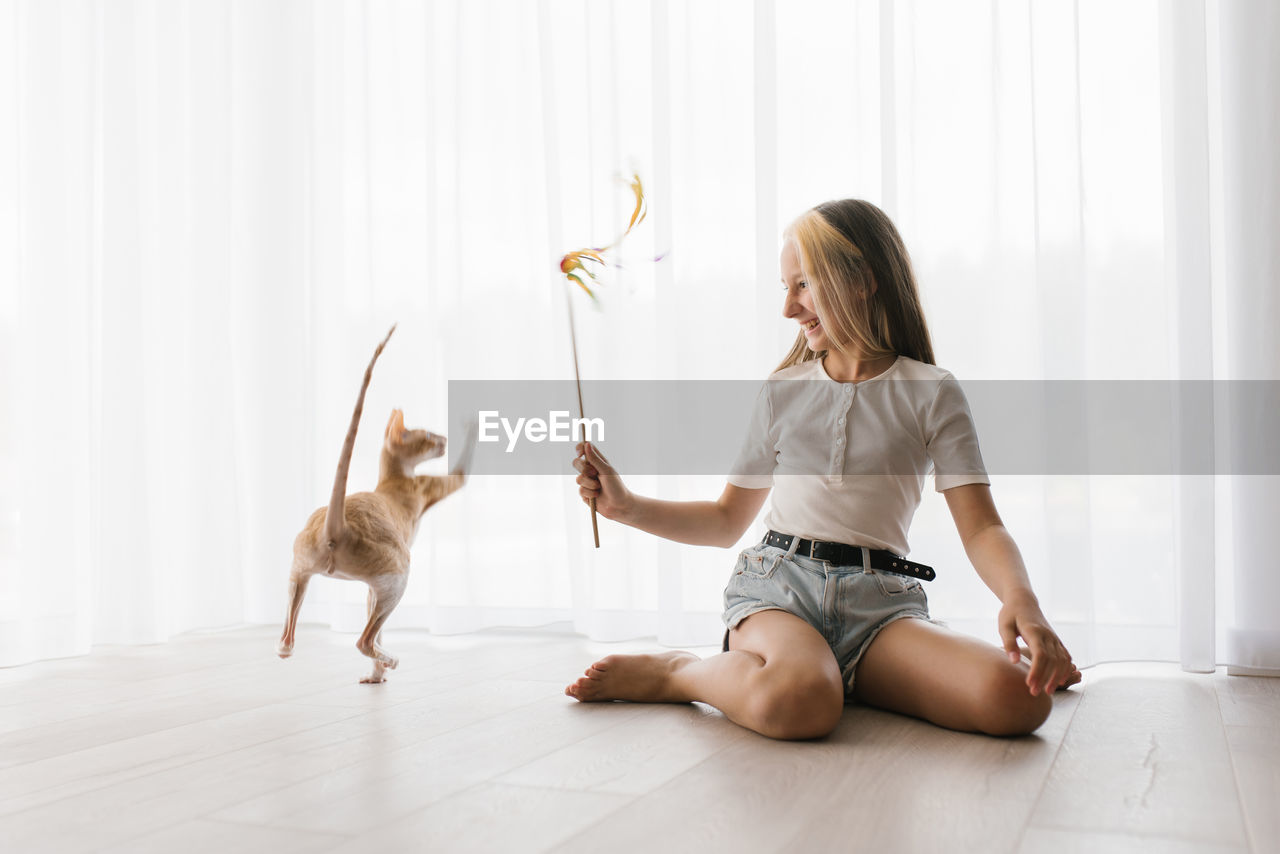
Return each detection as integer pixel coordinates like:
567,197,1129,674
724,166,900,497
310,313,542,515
1019,645,1082,691
564,651,699,703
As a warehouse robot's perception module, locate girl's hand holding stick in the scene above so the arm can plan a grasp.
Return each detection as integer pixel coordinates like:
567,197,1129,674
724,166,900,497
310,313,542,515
573,441,634,525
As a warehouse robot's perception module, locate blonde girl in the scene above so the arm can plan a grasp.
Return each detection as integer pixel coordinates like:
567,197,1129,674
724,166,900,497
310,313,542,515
567,199,1078,740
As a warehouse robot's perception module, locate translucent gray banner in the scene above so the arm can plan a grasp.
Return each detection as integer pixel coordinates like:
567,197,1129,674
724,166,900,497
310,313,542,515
446,380,1280,475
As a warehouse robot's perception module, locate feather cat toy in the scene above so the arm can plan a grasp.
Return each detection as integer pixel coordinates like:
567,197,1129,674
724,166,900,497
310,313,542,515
558,173,657,546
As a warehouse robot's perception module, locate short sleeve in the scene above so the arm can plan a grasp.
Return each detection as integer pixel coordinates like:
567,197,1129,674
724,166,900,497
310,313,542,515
926,374,990,492
727,381,777,488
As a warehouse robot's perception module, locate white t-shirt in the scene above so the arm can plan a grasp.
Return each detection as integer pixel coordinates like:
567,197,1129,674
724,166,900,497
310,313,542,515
727,355,989,556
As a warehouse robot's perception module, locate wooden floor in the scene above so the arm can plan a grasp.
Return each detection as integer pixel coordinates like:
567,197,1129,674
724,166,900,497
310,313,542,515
0,626,1276,854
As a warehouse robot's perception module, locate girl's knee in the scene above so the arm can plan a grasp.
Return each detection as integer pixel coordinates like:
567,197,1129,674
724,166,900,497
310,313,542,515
975,664,1053,736
749,666,844,740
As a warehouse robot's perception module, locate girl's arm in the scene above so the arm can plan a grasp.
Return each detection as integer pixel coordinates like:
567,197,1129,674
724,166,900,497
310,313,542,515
574,441,770,548
943,483,1075,696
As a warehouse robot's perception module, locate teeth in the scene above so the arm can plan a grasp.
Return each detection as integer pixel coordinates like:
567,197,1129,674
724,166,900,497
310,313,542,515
804,319,820,331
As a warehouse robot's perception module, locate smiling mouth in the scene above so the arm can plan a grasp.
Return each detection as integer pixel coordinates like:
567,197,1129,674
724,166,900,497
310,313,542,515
803,319,821,333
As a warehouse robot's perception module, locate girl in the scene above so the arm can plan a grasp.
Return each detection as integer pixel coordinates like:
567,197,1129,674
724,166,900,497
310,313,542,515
566,199,1079,740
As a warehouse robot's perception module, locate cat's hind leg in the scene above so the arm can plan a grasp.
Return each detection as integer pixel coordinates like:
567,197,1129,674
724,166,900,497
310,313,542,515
277,569,312,658
360,587,388,684
357,575,405,683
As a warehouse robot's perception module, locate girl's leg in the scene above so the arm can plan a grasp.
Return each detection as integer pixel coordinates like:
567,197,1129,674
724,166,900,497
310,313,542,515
852,617,1054,736
565,609,845,740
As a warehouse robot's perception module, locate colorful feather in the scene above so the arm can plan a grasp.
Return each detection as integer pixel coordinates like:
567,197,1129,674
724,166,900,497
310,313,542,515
559,172,653,300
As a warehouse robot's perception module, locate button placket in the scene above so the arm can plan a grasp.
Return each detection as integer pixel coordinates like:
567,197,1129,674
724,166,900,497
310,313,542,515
827,389,850,484
834,386,853,455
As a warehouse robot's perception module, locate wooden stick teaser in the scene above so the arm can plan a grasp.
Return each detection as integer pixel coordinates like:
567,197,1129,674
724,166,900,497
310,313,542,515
562,286,599,547
558,173,649,549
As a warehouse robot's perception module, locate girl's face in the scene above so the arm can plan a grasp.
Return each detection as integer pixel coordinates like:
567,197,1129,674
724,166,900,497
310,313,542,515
781,239,830,352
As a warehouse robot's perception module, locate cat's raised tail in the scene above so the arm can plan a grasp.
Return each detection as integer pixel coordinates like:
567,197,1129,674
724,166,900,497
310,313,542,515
324,324,397,552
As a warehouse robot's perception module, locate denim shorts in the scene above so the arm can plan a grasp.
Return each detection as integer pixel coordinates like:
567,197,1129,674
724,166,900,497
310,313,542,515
722,539,932,697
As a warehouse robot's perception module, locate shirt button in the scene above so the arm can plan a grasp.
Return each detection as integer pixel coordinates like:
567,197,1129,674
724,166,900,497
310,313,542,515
838,417,845,425
836,436,844,444
843,385,853,395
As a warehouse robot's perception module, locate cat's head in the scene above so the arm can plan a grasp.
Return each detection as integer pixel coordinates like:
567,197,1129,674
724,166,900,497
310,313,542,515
383,409,446,464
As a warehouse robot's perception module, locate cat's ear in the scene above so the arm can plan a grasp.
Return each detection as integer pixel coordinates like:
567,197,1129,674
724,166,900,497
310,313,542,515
385,409,405,442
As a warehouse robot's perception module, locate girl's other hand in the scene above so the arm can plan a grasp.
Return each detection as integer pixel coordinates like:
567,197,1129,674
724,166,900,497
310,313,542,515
998,595,1078,696
573,442,635,523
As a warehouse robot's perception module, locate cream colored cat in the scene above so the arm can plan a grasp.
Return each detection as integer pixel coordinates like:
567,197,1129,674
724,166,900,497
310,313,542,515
277,325,472,682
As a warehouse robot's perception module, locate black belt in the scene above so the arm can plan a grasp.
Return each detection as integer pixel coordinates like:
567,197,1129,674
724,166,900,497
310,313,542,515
763,530,936,581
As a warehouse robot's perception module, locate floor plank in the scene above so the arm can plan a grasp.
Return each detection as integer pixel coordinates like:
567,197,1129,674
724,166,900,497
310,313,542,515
1215,665,1280,854
320,782,630,853
96,818,346,854
496,701,750,795
1221,724,1279,854
1023,664,1249,849
1019,828,1246,854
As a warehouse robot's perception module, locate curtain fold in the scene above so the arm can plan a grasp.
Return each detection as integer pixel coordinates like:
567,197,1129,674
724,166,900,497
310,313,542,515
1,0,1275,672
1214,0,1280,676
1159,0,1216,673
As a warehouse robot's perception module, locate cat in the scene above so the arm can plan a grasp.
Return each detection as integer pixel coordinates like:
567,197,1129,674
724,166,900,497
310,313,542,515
277,324,474,683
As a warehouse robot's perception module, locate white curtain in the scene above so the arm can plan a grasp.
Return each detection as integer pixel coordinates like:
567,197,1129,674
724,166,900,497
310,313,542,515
2,0,1276,673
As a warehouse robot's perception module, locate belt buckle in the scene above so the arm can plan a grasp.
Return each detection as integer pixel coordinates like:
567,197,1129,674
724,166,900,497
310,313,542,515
807,540,820,559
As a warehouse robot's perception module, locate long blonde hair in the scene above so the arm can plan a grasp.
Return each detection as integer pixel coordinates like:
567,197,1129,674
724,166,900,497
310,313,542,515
775,200,935,371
